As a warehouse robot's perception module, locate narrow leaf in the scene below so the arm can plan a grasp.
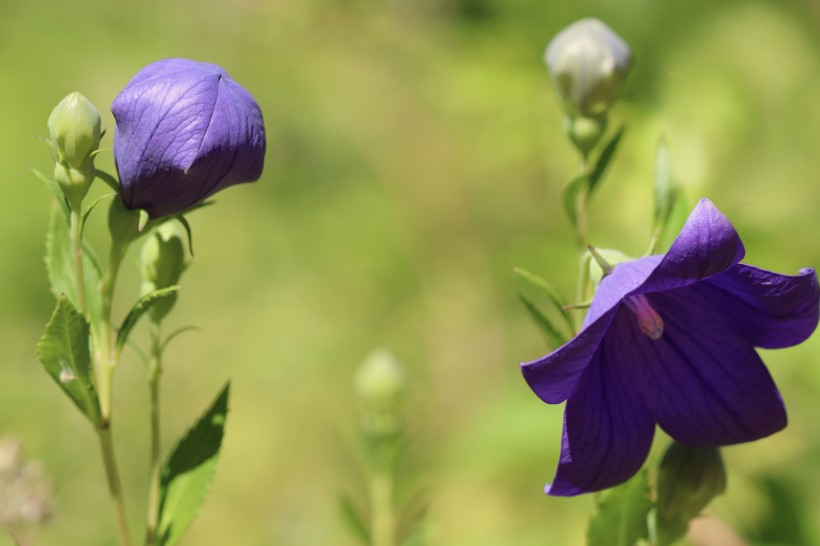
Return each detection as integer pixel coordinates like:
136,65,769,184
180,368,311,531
517,294,568,349
94,169,120,191
588,125,625,196
339,495,370,544
562,173,590,232
587,470,653,546
31,168,70,218
513,268,572,329
81,193,115,236
35,296,101,425
162,325,200,353
658,193,689,253
116,286,180,351
175,215,196,257
653,138,680,230
158,383,230,546
45,204,103,329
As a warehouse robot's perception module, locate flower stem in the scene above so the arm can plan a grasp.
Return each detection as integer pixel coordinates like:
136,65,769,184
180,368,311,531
145,321,163,546
369,444,395,546
98,426,133,546
69,209,86,316
93,242,132,546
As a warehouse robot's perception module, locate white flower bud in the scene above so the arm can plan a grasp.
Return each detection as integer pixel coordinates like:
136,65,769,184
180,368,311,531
546,18,632,116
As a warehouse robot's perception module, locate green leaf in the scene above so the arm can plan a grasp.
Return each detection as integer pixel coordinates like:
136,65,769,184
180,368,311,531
588,125,625,197
35,296,101,426
81,193,115,236
116,286,180,351
517,294,568,349
658,193,689,253
562,173,590,233
513,268,572,329
175,215,196,257
561,126,625,232
94,169,120,191
31,167,70,218
158,383,230,546
588,470,653,546
45,203,103,330
339,495,370,544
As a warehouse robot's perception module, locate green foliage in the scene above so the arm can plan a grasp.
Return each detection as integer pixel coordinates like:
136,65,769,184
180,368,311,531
587,470,653,546
44,203,103,328
31,167,70,218
157,383,230,546
514,268,572,348
35,296,101,426
115,286,180,352
339,495,370,544
562,126,625,232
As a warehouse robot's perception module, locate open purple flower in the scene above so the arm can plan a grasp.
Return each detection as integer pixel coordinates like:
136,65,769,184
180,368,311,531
521,198,819,496
112,58,266,218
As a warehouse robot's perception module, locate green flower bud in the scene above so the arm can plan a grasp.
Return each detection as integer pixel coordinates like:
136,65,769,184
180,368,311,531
657,442,727,545
354,349,407,439
545,18,632,117
140,222,187,322
47,92,101,208
564,113,608,158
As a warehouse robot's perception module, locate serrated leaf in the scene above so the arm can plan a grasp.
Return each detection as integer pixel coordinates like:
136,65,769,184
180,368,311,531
31,167,70,218
45,203,103,330
158,383,230,546
116,286,180,351
588,470,653,546
35,296,101,425
588,125,625,197
339,495,370,544
513,268,572,329
517,294,568,349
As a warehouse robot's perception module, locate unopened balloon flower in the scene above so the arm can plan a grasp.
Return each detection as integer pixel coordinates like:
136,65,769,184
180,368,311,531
112,58,266,218
521,198,819,496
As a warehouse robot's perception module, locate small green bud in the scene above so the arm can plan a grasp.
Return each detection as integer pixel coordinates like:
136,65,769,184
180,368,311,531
108,195,142,246
545,18,632,117
140,222,187,321
48,92,101,208
564,113,607,158
354,349,407,439
657,442,727,545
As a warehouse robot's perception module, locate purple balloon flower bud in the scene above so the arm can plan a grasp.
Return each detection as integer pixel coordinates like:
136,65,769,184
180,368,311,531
112,58,266,218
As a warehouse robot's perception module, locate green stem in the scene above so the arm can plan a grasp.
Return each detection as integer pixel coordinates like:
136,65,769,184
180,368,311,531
92,242,132,546
369,444,395,546
574,157,590,248
145,321,163,546
98,427,133,546
69,209,87,316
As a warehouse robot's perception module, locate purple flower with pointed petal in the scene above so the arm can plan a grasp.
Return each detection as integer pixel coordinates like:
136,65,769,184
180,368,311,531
521,198,819,496
112,58,266,218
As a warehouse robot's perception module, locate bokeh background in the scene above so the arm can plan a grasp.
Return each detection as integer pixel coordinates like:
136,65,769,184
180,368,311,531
2,0,820,544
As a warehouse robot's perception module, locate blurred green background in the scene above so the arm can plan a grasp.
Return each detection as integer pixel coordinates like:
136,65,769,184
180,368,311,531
2,0,820,544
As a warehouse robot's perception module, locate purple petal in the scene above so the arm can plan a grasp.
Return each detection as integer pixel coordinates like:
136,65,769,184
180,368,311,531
703,265,819,349
522,256,662,404
547,315,655,496
112,58,265,218
522,308,618,404
630,288,786,446
641,198,745,293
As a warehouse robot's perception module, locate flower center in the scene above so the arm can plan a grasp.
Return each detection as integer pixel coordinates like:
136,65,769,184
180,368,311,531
625,294,664,340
